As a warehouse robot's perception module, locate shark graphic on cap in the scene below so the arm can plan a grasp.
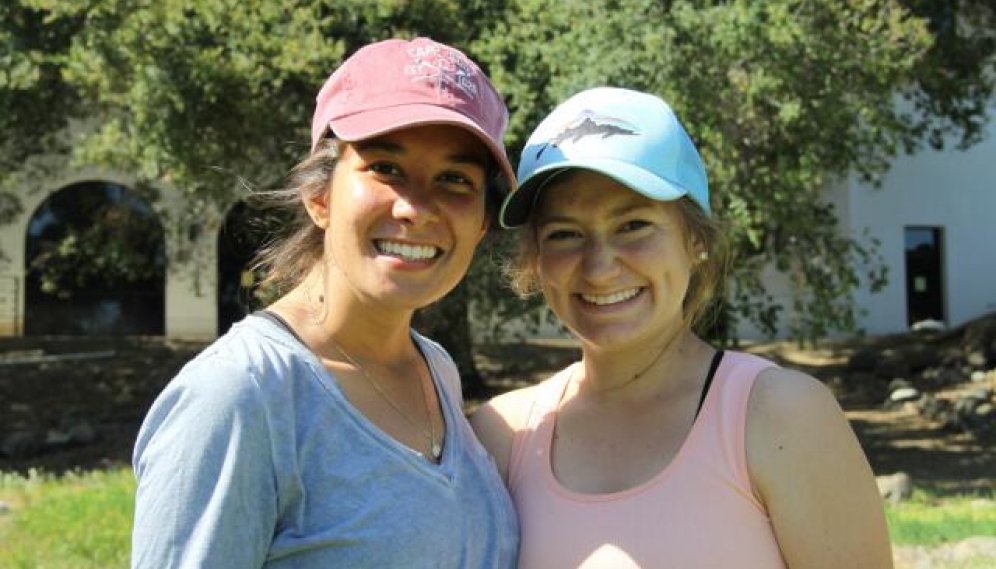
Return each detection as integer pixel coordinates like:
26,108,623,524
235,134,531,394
535,111,639,159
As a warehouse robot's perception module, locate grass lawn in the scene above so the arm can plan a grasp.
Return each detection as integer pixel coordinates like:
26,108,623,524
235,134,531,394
0,468,134,569
0,468,992,568
887,489,996,546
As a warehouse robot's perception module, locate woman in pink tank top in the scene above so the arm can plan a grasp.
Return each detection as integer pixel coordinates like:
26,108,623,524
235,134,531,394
472,87,893,568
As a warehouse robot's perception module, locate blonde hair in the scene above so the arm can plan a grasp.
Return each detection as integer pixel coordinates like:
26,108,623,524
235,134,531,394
503,190,728,333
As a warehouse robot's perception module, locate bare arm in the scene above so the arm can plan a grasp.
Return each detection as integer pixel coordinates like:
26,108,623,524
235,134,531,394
747,368,893,569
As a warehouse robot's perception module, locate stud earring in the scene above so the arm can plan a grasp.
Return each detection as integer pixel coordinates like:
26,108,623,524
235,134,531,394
697,251,709,262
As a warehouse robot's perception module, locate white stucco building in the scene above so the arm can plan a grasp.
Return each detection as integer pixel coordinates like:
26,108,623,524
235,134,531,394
736,109,996,339
845,128,996,334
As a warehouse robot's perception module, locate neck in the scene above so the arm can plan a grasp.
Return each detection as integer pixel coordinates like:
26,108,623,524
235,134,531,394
576,329,707,398
269,270,416,363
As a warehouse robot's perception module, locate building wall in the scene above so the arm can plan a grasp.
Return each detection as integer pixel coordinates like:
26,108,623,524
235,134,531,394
735,115,996,340
844,122,996,335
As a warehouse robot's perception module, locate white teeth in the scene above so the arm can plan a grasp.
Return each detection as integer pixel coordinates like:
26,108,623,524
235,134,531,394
376,240,439,261
581,288,641,306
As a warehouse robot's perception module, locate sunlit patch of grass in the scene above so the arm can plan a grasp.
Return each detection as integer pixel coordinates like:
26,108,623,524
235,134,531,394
887,489,996,546
0,468,134,569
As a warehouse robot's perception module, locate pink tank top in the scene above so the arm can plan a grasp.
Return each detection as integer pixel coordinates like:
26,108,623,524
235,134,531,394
508,351,788,569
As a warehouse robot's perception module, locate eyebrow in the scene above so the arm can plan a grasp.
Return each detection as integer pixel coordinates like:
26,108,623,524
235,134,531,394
539,200,656,224
352,139,489,170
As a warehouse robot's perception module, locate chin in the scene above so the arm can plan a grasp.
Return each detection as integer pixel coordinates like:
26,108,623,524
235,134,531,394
570,326,640,350
384,282,456,309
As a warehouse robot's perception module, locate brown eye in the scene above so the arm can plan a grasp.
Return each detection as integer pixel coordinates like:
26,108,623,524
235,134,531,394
438,168,486,195
369,162,403,177
620,220,650,232
441,172,469,184
439,171,478,192
544,229,580,241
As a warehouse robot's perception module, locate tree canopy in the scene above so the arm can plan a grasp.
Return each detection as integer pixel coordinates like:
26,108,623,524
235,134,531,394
2,0,993,361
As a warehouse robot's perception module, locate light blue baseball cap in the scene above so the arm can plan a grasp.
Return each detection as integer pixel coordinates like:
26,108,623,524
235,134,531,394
499,87,710,228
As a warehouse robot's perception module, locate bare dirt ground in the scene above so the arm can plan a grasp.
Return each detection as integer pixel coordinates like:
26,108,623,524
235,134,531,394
0,333,993,499
0,336,204,474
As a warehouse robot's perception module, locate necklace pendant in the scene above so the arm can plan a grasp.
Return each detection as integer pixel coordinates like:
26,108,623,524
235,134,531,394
430,441,442,460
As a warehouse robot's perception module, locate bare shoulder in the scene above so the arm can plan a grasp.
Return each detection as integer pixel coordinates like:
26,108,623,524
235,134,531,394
746,367,893,568
747,366,844,429
471,383,543,442
470,383,544,483
746,366,853,495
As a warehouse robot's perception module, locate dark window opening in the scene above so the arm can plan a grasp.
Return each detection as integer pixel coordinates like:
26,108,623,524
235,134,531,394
904,226,945,328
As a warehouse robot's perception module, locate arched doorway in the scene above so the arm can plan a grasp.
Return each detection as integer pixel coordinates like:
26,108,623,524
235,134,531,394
24,181,166,335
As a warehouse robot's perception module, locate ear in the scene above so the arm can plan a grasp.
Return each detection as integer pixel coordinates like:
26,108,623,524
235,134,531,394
463,221,487,252
476,216,489,241
302,187,331,229
688,237,707,265
471,198,491,243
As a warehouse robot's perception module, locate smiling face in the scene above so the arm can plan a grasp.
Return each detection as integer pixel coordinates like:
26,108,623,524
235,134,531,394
534,170,699,349
304,124,490,312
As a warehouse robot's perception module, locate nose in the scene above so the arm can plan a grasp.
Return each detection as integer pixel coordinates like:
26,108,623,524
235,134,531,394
391,180,440,225
581,238,621,284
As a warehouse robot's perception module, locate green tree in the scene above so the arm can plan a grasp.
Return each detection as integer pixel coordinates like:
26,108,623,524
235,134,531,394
474,0,994,341
1,0,993,389
3,0,508,247
1,0,510,388
0,1,87,254
898,0,996,149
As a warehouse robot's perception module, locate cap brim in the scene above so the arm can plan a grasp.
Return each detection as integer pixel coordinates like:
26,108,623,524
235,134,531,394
328,104,517,192
498,158,689,228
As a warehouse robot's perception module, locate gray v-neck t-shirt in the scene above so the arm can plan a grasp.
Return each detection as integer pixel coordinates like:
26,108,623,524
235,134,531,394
132,314,518,568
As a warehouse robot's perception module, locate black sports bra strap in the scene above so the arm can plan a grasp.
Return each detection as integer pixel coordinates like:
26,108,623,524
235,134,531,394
694,350,725,419
255,310,308,347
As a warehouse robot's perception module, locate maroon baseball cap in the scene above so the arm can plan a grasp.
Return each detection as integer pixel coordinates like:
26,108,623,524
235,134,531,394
310,37,516,189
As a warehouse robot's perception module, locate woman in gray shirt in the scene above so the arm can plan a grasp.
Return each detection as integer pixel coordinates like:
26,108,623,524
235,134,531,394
131,37,519,569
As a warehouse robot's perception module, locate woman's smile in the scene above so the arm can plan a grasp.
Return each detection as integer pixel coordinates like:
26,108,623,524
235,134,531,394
373,239,442,262
578,286,644,307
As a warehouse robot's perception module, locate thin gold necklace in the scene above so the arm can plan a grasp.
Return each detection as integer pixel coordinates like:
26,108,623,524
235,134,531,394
328,337,441,461
578,333,678,396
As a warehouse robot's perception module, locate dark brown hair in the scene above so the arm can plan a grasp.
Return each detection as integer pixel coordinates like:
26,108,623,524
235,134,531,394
251,138,341,295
